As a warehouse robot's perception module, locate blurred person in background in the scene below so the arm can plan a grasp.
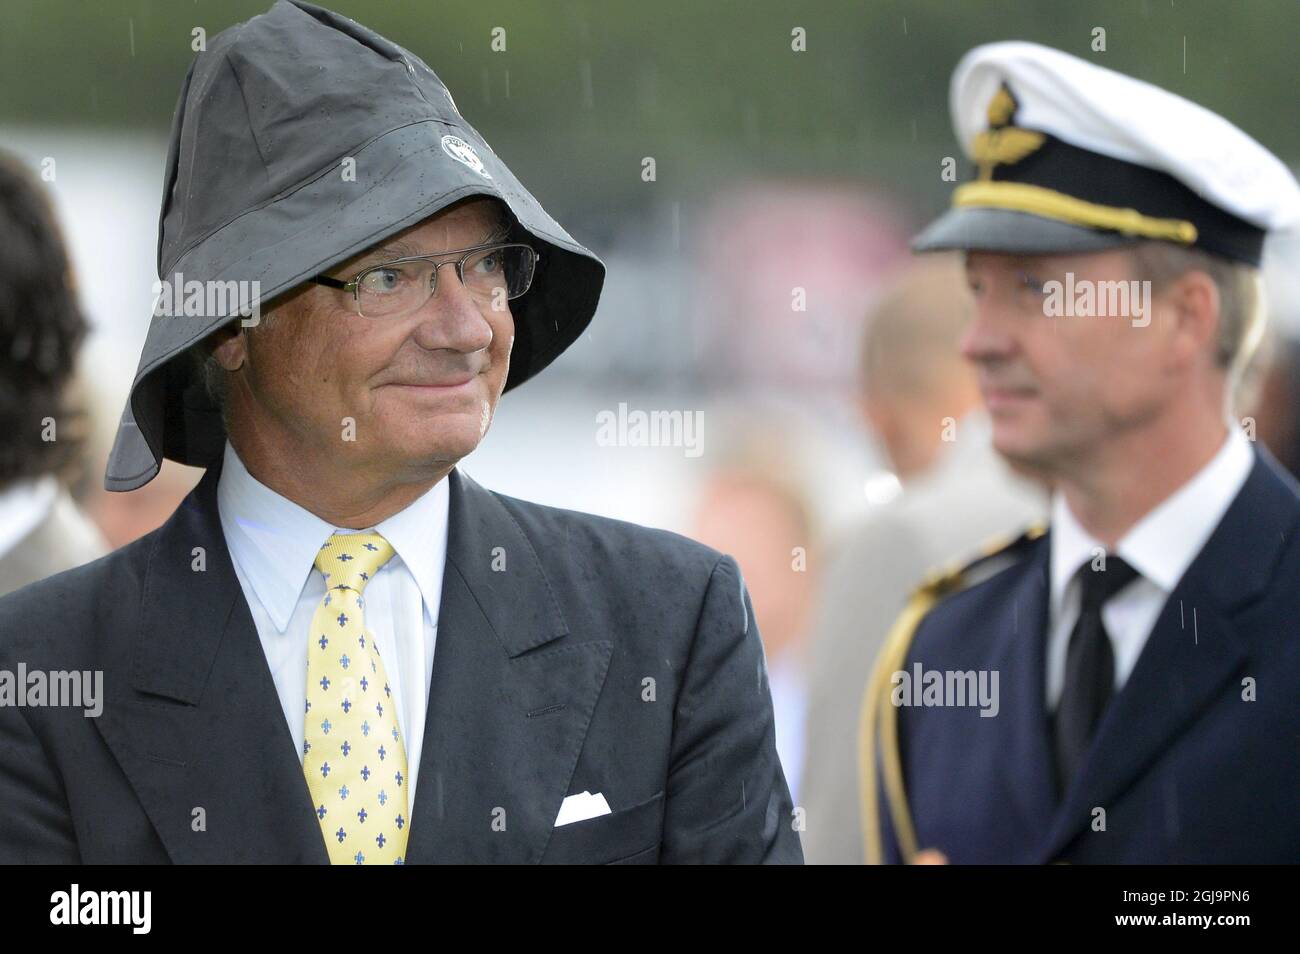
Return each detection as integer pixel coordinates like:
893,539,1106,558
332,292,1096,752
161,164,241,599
1253,337,1300,476
83,459,204,550
800,256,1045,864
77,380,203,549
0,150,107,596
1238,240,1300,479
689,407,822,808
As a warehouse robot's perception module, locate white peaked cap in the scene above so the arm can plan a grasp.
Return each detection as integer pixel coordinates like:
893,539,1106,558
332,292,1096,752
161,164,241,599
915,40,1300,262
949,41,1300,232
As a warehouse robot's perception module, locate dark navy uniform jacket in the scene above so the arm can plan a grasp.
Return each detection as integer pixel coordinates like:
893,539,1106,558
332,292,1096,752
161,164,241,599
879,447,1300,864
0,458,802,864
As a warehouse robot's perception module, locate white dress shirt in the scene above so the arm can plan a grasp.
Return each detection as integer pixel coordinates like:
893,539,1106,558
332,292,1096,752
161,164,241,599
1046,425,1254,710
216,440,449,807
0,474,58,559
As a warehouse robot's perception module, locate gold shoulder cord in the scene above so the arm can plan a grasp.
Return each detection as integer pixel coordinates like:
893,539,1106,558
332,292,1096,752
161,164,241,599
858,571,958,865
858,525,1045,864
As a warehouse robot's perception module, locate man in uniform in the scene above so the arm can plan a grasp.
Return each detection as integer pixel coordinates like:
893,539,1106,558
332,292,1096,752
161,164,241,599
860,41,1300,863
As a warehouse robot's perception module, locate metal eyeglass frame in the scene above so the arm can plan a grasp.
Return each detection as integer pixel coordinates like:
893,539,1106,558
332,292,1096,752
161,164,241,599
310,241,539,317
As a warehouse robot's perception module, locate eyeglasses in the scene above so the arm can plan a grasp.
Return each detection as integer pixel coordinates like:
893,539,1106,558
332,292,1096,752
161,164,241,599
311,242,538,319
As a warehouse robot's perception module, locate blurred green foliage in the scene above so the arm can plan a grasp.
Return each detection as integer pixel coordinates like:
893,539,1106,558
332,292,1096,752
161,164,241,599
2,0,1296,223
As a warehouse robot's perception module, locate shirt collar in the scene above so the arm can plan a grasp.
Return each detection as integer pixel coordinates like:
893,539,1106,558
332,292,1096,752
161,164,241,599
1050,425,1255,613
216,440,450,633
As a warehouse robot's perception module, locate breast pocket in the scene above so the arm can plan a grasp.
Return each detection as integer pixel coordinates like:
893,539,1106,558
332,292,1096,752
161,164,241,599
542,789,665,864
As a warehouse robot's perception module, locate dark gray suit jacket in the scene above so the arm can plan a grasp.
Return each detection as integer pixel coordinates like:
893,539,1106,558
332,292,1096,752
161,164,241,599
0,457,802,864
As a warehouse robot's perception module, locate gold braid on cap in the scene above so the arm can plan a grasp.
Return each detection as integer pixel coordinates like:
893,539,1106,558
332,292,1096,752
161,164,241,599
961,83,1198,244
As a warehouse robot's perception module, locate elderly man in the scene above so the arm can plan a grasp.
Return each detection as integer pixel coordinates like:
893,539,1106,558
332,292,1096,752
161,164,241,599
0,0,800,865
861,42,1300,863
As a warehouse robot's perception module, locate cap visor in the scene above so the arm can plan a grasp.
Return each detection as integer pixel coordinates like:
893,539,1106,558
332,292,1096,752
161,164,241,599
912,207,1140,256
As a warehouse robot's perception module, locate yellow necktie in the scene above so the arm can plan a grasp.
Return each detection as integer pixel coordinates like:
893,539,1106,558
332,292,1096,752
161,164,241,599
304,531,410,864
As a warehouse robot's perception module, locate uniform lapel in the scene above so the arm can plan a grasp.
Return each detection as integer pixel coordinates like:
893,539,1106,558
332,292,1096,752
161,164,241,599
985,541,1059,850
404,469,612,864
93,457,328,863
1038,451,1291,861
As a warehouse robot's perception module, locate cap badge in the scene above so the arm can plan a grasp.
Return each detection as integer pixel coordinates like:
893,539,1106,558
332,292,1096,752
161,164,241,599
972,83,1045,180
441,134,492,179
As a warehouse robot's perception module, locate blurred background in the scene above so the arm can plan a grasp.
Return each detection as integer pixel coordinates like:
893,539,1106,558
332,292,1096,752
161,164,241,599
2,0,1298,856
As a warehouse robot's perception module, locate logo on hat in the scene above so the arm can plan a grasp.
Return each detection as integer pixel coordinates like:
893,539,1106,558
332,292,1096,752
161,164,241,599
972,84,1044,180
441,134,492,179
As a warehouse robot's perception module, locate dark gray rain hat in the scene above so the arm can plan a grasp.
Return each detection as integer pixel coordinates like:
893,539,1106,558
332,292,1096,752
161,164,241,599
105,0,604,491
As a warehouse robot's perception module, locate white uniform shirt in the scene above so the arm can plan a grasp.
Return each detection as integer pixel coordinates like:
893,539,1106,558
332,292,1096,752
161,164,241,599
1046,426,1254,709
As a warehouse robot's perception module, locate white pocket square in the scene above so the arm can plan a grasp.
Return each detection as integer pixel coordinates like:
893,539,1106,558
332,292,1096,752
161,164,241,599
554,790,612,827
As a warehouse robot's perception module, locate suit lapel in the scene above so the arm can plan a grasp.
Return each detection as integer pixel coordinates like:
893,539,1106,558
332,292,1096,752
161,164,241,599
1038,451,1294,860
95,460,614,863
94,456,328,863
404,469,612,864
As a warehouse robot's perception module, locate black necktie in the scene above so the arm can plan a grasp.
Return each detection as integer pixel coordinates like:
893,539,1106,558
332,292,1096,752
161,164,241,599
1053,556,1140,794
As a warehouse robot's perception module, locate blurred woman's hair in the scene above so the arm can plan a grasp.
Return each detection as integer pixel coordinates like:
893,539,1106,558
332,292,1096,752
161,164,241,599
0,150,90,489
